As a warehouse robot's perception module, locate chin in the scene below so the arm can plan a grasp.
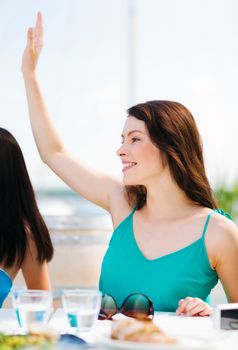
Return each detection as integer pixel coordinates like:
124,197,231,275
123,176,141,187
123,178,134,186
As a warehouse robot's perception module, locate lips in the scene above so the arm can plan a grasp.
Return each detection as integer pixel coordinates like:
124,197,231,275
122,162,137,172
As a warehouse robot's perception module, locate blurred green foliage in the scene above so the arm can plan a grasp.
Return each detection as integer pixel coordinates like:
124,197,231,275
214,180,238,222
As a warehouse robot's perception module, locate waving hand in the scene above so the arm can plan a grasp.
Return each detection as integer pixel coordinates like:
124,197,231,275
22,12,43,76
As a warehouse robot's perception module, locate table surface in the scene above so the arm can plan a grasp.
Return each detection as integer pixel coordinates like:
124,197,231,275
0,308,237,349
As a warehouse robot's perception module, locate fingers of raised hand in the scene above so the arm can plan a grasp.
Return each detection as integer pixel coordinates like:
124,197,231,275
27,27,34,50
26,13,43,53
22,13,43,75
176,297,211,316
35,12,43,51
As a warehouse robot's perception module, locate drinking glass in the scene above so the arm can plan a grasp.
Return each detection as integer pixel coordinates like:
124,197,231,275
11,289,53,334
62,289,101,332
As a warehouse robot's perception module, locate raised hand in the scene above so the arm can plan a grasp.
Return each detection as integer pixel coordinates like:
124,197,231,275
176,297,212,316
22,12,43,77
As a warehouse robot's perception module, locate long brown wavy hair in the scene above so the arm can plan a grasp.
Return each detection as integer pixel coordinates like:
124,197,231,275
125,100,217,210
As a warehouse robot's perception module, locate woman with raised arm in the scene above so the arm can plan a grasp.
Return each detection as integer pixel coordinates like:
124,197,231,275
21,12,238,317
0,128,54,307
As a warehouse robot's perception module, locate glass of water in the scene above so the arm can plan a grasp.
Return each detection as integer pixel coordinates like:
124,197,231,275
62,289,101,332
12,289,53,334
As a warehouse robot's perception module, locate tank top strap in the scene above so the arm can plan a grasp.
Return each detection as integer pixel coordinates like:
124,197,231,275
130,206,137,216
201,210,215,238
201,208,233,238
116,206,136,229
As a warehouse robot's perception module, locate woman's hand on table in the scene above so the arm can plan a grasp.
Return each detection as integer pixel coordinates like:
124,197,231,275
176,297,212,316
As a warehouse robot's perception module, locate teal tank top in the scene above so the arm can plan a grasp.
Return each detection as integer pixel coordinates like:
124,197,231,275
0,269,12,307
99,209,221,312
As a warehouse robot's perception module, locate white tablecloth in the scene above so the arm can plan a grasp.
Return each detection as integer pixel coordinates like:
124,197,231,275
0,308,238,349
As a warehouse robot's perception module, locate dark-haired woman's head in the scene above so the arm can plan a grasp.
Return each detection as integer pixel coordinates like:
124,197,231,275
117,101,217,209
0,128,53,267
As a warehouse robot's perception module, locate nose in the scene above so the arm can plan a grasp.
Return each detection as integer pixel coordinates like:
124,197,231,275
116,143,127,157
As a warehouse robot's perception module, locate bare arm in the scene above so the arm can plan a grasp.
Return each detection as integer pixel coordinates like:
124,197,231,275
22,13,123,211
21,234,51,290
215,220,238,302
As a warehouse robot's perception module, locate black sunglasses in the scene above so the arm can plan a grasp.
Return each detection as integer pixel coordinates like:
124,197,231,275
99,293,154,320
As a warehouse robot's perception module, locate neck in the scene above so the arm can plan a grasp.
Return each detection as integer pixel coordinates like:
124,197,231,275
142,167,198,220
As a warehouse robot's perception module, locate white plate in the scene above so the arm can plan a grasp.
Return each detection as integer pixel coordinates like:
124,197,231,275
100,331,230,350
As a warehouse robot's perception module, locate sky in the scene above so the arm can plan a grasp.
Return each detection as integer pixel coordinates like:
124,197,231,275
1,0,238,190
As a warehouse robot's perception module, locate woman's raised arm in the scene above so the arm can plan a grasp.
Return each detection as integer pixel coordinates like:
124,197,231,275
22,13,122,211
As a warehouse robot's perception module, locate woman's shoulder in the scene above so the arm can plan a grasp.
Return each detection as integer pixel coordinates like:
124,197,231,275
203,209,238,269
210,209,237,232
207,209,238,250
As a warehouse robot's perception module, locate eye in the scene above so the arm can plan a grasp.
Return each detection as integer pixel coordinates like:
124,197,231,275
131,137,140,143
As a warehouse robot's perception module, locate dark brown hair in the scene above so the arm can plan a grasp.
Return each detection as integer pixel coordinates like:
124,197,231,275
125,100,217,210
0,128,53,268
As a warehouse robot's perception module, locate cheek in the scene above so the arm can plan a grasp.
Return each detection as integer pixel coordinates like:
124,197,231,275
147,158,164,174
143,148,164,174
141,146,162,165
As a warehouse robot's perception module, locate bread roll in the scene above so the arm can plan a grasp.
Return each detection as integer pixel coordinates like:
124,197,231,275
111,319,177,344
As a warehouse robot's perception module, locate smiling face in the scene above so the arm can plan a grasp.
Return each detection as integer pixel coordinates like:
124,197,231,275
117,117,165,186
